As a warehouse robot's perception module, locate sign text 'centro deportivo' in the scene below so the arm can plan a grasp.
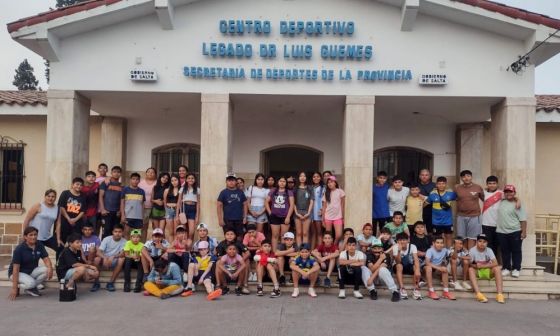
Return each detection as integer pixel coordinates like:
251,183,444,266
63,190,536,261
183,20,413,82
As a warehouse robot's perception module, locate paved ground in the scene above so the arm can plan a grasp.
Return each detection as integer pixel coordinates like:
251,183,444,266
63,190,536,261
1,287,559,336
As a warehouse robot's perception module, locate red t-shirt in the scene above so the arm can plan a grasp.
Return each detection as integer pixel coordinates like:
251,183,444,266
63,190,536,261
81,182,99,218
317,243,338,256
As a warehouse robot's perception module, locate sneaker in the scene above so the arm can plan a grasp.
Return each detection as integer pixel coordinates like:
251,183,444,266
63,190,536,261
413,289,423,300
24,288,41,297
428,290,440,300
250,272,257,282
36,284,45,290
160,293,171,300
400,288,408,300
511,269,520,278
207,288,223,301
241,287,250,295
123,282,131,292
501,269,511,277
106,282,116,292
235,287,242,296
462,281,472,291
418,280,426,288
292,288,300,298
142,274,148,283
496,293,506,304
90,282,101,292
369,289,378,300
308,287,317,298
221,287,230,295
143,290,150,296
279,275,286,286
449,279,455,287
338,289,346,299
323,277,331,288
353,290,363,299
256,286,264,296
181,289,194,297
270,289,281,298
453,281,465,291
476,292,488,303
442,291,456,300
391,291,401,302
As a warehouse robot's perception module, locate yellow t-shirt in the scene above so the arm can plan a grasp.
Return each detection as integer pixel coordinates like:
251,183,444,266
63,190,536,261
195,255,214,271
406,196,424,224
123,241,143,258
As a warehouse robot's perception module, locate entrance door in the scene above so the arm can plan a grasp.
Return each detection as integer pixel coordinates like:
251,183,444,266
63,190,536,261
262,146,322,179
374,147,433,185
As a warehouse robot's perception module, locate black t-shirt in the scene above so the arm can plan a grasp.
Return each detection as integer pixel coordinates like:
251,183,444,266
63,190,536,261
216,240,248,257
56,247,84,277
8,242,48,277
411,234,431,254
58,190,85,230
152,185,166,210
366,251,390,268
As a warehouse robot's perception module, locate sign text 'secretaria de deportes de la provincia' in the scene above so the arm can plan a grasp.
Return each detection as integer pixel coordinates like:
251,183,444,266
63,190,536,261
183,19,413,82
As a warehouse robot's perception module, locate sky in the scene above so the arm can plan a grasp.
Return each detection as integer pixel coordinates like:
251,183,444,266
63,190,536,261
0,0,558,93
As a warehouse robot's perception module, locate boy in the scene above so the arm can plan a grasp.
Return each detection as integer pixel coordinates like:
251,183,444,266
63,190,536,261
481,175,502,254
338,237,366,299
57,233,100,291
372,171,391,235
243,223,266,256
425,236,455,300
454,170,484,250
468,234,505,303
216,229,249,258
56,177,86,255
449,237,472,291
339,227,355,251
254,240,281,298
193,223,218,256
357,223,379,253
290,244,320,298
406,184,425,229
80,222,101,291
95,163,109,184
141,228,170,281
216,243,248,295
383,211,410,239
387,176,410,216
276,232,299,286
144,258,184,299
81,171,99,234
410,221,431,267
120,172,146,238
184,241,219,299
217,174,248,238
123,229,144,292
393,232,422,300
379,227,394,253
97,223,126,291
312,232,339,288
363,241,400,302
99,166,123,238
426,176,457,248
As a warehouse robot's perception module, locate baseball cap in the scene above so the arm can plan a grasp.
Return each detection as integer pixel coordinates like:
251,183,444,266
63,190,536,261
198,240,209,249
283,232,295,239
197,223,209,231
152,228,164,236
372,241,383,248
476,234,489,242
130,229,142,236
226,172,237,180
504,184,516,193
175,225,186,232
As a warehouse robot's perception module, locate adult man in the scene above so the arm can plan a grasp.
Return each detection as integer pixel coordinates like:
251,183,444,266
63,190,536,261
418,169,436,233
454,170,484,250
496,185,527,278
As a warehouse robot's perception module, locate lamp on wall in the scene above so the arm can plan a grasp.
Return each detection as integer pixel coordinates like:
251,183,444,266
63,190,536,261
507,28,559,74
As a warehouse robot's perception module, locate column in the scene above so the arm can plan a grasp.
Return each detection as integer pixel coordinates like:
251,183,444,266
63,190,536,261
343,96,375,232
490,97,539,272
199,94,231,237
100,117,127,169
45,90,90,194
456,123,485,184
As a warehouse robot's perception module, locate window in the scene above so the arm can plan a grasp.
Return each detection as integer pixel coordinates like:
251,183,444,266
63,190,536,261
152,143,200,177
262,145,322,179
374,147,433,185
0,136,25,209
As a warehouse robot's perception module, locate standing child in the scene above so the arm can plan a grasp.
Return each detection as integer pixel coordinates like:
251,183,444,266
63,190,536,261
178,173,200,241
95,163,109,184
56,177,86,254
337,237,365,299
294,172,314,246
265,176,295,251
120,172,146,238
275,232,299,286
254,240,281,298
184,241,220,300
150,173,170,232
449,237,472,291
143,258,183,299
81,171,99,234
372,171,391,236
384,211,410,239
393,232,422,300
217,174,248,240
387,176,409,216
141,228,170,281
216,243,248,295
357,223,379,253
322,176,345,244
363,241,400,302
405,184,425,230
468,234,505,303
426,176,457,247
425,236,455,300
290,244,320,298
311,172,324,249
163,175,180,238
245,173,269,234
481,175,502,255
123,229,144,292
312,232,339,288
98,166,123,239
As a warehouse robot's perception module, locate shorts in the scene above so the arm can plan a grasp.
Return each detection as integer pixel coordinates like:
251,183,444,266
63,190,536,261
296,209,308,217
324,219,344,226
223,220,244,237
64,268,77,281
457,216,482,239
126,218,143,229
143,208,151,222
433,225,453,235
103,257,120,269
165,207,176,220
247,205,268,224
182,203,198,220
394,263,415,275
193,269,213,283
476,268,493,280
282,256,292,272
151,207,165,220
269,214,288,225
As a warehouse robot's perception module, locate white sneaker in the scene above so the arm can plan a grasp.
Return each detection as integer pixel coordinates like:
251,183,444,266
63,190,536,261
511,269,520,278
338,289,346,299
36,284,45,290
291,288,299,298
308,287,317,298
418,280,426,288
501,269,511,277
251,272,257,282
353,290,363,299
462,281,472,291
413,289,422,300
400,288,408,299
453,281,464,291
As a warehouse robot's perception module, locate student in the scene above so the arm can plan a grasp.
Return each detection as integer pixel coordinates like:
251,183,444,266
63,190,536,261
139,167,157,243
236,177,246,191
322,171,333,185
418,169,436,234
218,174,249,239
266,176,295,251
339,227,355,251
363,241,400,302
81,222,101,268
8,227,54,300
406,184,425,226
310,172,325,249
357,223,379,253
337,237,365,299
496,185,527,278
22,189,59,253
276,232,299,286
312,231,339,288
216,229,249,258
97,223,126,291
410,221,431,268
449,237,472,291
56,177,86,254
243,223,266,255
151,173,170,232
266,175,276,190
193,223,219,256
178,165,189,187
322,176,345,244
57,233,100,291
216,243,248,295
178,173,200,241
95,163,109,184
141,228,170,281
290,244,320,298
120,172,146,238
379,227,394,253
387,175,409,216
425,236,455,300
468,234,505,303
99,166,123,239
81,171,99,233
245,173,269,233
293,172,314,246
254,240,281,298
383,211,410,239
123,229,144,292
454,170,484,250
144,258,184,299
426,176,457,248
372,171,391,236
166,225,193,275
481,175,502,255
393,232,422,300
163,174,180,238
184,241,220,300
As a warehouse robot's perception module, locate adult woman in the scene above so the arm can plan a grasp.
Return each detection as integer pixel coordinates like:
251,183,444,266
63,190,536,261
8,226,54,300
178,165,189,187
245,173,269,233
22,189,59,253
294,172,314,246
151,172,170,231
139,167,157,241
179,173,200,240
163,175,181,238
265,176,295,251
311,172,324,249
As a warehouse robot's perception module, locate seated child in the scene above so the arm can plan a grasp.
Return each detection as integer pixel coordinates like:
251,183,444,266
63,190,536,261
312,231,339,288
425,236,455,300
143,258,183,299
254,240,281,298
276,232,299,286
216,243,248,295
356,223,379,253
123,229,144,293
384,211,410,239
80,222,101,291
184,241,221,300
468,234,505,304
96,223,126,292
409,221,431,286
290,243,320,298
216,229,250,293
57,233,100,291
339,228,355,251
243,223,266,284
449,236,472,291
379,227,395,254
141,228,170,281
363,241,400,302
392,232,422,300
337,237,366,299
166,225,193,275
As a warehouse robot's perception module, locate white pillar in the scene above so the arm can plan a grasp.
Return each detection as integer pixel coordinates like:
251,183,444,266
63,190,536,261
343,95,375,232
45,90,90,194
457,123,485,185
491,97,539,272
100,117,127,169
199,94,231,237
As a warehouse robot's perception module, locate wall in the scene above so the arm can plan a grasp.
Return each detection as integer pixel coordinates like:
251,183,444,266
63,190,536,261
535,123,560,215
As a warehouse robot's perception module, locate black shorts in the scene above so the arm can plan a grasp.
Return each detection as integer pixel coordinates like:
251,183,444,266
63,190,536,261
434,226,453,235
269,214,287,225
223,220,244,237
193,269,213,283
393,263,415,275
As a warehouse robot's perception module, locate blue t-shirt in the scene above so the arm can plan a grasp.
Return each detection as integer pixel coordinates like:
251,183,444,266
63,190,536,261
427,190,457,226
100,180,123,212
217,188,247,221
426,247,450,266
293,256,315,271
372,183,390,219
8,242,48,277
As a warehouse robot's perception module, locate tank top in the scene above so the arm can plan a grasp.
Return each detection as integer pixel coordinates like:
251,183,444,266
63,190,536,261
30,202,58,241
166,188,179,204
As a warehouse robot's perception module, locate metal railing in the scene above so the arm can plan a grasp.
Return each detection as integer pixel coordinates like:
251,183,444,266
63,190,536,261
535,214,560,274
0,135,25,210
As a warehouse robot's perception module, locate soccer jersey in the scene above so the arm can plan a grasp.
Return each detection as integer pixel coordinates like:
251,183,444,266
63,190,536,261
292,256,316,271
427,189,457,226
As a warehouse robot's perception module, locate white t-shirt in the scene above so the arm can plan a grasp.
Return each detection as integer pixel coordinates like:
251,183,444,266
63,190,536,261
245,186,269,207
481,190,503,227
339,250,366,261
181,187,200,203
392,243,418,258
388,187,410,215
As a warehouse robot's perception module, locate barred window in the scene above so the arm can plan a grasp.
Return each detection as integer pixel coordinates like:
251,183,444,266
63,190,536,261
374,147,433,185
152,143,200,178
0,136,25,209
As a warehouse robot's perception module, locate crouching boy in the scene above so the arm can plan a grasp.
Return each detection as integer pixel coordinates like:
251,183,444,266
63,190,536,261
143,258,183,299
57,233,100,291
363,241,400,302
290,244,320,298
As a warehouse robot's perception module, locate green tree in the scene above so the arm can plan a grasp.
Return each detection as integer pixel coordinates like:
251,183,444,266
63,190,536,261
12,59,39,90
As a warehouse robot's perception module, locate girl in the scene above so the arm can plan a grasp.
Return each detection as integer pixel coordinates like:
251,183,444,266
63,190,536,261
294,172,314,246
177,165,188,187
22,189,59,254
178,173,200,240
151,173,170,231
265,176,295,252
266,175,276,190
322,170,333,185
236,177,246,192
139,167,157,242
245,173,269,233
322,176,345,244
163,174,180,239
311,172,324,249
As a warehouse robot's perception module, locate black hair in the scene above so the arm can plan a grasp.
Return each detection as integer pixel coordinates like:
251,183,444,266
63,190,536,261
111,166,122,172
380,227,392,235
154,258,169,271
253,173,266,187
273,176,288,198
44,188,57,197
432,235,444,243
236,177,245,183
224,228,236,235
311,171,324,187
175,226,186,232
454,236,464,241
322,170,332,177
409,183,420,189
393,211,404,218
82,222,94,228
392,175,403,183
85,171,96,177
113,223,124,231
178,165,189,173
246,224,257,231
146,167,157,174
343,227,354,235
377,171,388,177
23,226,38,236
168,174,180,194
460,170,472,177
67,233,81,244
486,175,498,183
261,239,272,246
436,176,447,183
98,163,108,169
413,221,425,228
130,172,141,179
158,172,171,188
266,175,276,188
72,177,84,185
396,232,409,241
293,171,310,205
325,178,339,203
346,237,357,245
184,173,198,195
323,231,333,238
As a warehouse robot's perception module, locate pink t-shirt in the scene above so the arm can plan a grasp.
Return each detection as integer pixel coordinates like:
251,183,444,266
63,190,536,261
138,179,156,209
243,232,266,248
220,254,244,272
323,188,346,220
